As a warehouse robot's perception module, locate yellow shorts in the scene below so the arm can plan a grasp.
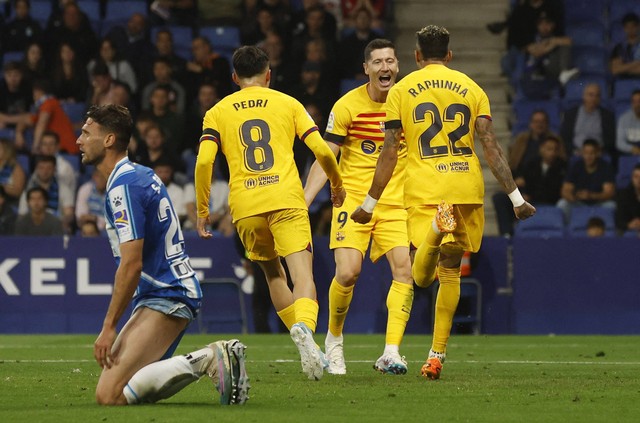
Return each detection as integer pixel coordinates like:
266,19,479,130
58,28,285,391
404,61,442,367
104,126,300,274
407,204,484,253
329,193,408,263
235,208,312,261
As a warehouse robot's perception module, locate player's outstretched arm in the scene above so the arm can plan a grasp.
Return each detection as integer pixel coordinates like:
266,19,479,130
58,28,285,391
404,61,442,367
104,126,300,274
304,131,345,207
194,140,219,238
303,141,340,207
94,239,143,369
476,117,536,220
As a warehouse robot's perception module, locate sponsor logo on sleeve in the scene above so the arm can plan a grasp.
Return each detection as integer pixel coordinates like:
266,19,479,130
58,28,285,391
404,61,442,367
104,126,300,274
327,112,335,132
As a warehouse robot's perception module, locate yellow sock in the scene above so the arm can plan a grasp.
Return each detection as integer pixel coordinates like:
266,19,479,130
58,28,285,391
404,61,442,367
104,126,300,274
276,303,296,331
432,266,461,353
294,297,319,333
412,224,444,288
385,280,414,346
327,278,354,337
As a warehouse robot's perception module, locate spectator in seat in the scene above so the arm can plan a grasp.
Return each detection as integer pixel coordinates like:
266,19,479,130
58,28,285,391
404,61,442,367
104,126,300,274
44,1,98,67
520,14,576,100
39,130,78,194
0,138,27,210
145,85,184,155
141,58,186,115
20,41,46,87
0,185,18,235
341,0,387,31
133,123,176,171
75,168,107,232
241,7,279,46
14,186,64,236
105,13,154,88
184,83,220,155
338,7,379,80
616,89,640,156
153,159,189,227
0,62,33,131
186,36,232,100
88,62,117,106
289,60,334,120
557,139,616,221
51,42,90,104
615,163,640,235
18,154,75,234
586,216,606,238
87,37,138,95
494,135,566,236
560,83,616,158
509,109,564,175
258,31,295,93
152,29,187,86
0,79,78,155
2,0,43,53
610,13,640,80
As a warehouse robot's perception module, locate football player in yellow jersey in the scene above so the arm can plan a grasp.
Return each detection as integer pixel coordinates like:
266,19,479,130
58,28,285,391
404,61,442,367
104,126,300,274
195,46,346,381
304,39,413,375
352,26,536,379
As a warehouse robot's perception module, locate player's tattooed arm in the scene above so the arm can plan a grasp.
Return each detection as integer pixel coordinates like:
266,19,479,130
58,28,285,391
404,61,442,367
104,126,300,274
369,127,401,199
476,117,517,193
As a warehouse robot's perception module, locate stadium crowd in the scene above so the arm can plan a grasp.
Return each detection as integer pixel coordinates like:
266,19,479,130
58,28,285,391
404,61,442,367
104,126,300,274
1,0,640,239
0,0,392,236
490,0,640,237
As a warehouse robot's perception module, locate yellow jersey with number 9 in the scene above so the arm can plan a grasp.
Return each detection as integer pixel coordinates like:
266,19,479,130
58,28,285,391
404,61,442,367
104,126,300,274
385,63,491,206
201,86,317,220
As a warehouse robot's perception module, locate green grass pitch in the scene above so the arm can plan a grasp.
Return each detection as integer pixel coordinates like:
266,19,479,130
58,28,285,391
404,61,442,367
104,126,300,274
1,334,639,422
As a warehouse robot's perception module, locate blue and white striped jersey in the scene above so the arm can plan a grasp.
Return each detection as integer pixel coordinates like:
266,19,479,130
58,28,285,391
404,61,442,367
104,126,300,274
104,157,201,314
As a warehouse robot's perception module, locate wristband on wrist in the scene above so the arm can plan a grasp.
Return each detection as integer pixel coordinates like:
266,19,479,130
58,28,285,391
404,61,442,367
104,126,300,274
361,194,378,213
508,188,525,207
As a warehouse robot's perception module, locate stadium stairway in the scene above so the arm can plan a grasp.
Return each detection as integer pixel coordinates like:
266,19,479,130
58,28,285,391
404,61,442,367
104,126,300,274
392,0,512,235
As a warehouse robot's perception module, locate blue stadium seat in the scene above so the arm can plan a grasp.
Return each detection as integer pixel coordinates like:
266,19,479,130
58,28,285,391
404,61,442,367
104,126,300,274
512,98,561,134
431,278,482,335
61,102,87,126
514,205,565,238
2,51,25,63
151,26,194,56
613,79,640,101
562,76,608,110
17,153,30,175
568,206,616,237
572,46,608,77
197,278,248,334
566,23,606,48
564,0,608,25
0,128,16,140
609,0,640,26
616,156,640,189
614,99,630,120
77,0,102,24
339,78,366,95
199,26,241,51
25,0,52,27
103,0,147,32
59,153,81,176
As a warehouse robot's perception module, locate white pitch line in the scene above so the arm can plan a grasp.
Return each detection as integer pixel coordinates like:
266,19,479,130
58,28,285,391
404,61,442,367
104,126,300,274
5,359,639,365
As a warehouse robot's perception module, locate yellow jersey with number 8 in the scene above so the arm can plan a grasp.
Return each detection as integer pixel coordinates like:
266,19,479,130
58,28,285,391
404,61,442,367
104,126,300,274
201,86,317,220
